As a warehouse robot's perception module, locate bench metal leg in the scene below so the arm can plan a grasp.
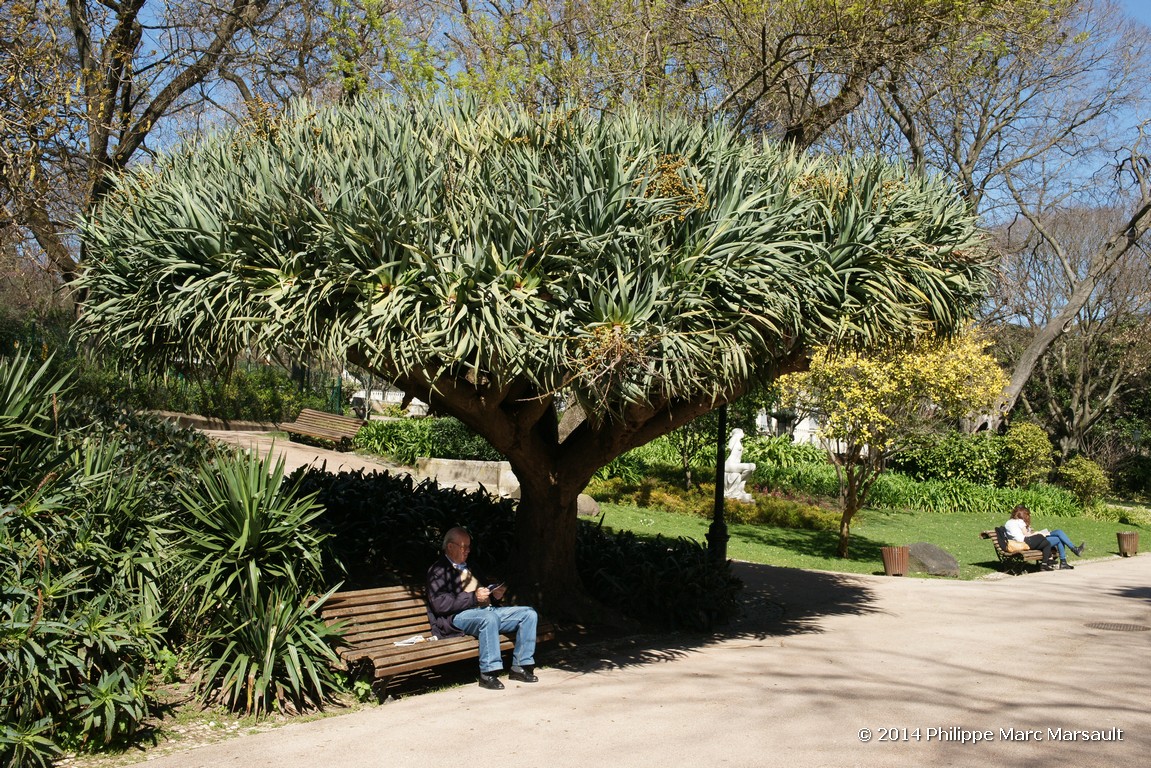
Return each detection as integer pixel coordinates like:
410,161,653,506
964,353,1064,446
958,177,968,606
372,675,396,703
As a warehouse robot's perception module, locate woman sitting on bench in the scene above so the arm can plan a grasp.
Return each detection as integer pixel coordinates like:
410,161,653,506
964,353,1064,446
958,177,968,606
1005,505,1085,571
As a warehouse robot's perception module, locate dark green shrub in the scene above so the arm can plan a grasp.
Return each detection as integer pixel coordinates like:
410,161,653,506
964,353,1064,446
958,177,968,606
2,351,347,755
1113,454,1151,498
864,471,920,509
1,495,162,768
861,472,1080,518
753,461,840,497
72,363,329,423
1057,456,1110,508
594,439,684,485
0,352,67,495
177,451,328,611
354,418,433,464
67,403,216,528
576,519,742,631
190,585,343,716
428,418,502,461
889,430,1002,485
594,450,650,483
290,467,519,588
1,355,170,765
1001,422,1054,488
995,484,1081,518
0,310,74,358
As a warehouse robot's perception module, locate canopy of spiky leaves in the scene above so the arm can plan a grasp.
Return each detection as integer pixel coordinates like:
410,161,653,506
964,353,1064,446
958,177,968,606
77,99,988,423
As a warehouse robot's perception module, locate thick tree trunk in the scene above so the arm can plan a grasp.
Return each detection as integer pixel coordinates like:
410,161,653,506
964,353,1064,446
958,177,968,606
510,469,592,618
22,203,78,281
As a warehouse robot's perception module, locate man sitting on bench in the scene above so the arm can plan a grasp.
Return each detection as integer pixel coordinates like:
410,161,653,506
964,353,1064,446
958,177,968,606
426,527,539,690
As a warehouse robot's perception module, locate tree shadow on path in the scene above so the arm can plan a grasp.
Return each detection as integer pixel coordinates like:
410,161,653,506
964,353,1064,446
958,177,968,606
542,561,879,675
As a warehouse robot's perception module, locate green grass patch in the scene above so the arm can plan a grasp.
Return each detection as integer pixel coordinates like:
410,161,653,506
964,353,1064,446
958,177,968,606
594,503,1149,580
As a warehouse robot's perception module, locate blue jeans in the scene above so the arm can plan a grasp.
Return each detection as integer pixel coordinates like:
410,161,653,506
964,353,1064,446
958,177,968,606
451,605,538,674
1045,529,1077,560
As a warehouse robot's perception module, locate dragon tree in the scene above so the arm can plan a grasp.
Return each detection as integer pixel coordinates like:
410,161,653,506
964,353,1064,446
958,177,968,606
76,98,991,616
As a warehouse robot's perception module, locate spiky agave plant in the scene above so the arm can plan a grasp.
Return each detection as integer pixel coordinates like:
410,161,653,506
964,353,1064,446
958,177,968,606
77,98,990,614
174,449,340,716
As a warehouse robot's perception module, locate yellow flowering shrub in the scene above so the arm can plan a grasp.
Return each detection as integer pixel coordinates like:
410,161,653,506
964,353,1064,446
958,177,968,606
779,330,1008,455
776,328,1008,557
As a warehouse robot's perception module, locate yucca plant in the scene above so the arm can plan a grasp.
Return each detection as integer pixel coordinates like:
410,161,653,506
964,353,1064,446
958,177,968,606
191,584,343,716
0,352,68,495
78,98,991,613
174,450,342,716
176,449,327,616
0,353,237,763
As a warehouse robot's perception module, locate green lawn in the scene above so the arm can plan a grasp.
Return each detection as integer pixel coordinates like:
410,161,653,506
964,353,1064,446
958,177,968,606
593,503,1149,579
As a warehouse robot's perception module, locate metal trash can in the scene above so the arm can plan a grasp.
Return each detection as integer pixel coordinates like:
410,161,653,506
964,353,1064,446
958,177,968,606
1117,531,1139,557
881,545,910,576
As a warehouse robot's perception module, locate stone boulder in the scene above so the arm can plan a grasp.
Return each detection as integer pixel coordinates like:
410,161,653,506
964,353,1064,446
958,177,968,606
908,542,960,578
511,485,603,515
577,494,601,517
415,457,519,496
506,486,600,517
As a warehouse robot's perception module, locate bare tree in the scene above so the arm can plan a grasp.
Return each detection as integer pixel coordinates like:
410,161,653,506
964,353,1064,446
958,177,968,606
1,0,301,283
702,0,1058,147
1000,205,1151,456
821,0,1151,425
409,0,1055,149
1,2,87,287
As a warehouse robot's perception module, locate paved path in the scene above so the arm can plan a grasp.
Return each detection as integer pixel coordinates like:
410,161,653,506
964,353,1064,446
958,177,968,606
202,430,405,476
171,430,1151,768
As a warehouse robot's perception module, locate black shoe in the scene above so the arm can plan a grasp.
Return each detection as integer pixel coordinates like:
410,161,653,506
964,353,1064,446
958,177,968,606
478,673,504,690
1039,563,1055,571
1073,542,1086,557
1060,560,1074,570
509,666,538,683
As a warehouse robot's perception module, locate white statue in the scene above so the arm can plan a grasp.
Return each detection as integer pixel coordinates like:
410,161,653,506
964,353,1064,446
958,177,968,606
723,428,756,502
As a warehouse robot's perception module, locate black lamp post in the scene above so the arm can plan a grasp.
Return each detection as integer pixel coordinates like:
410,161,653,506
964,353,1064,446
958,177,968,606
707,404,729,563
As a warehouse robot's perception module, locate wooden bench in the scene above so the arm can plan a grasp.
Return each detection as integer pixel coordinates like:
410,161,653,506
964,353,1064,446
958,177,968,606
282,408,364,451
320,585,552,694
980,528,1049,573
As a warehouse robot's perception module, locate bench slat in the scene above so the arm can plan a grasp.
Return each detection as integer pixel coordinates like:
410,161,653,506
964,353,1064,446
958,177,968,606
335,620,434,646
325,602,427,621
324,595,427,614
351,636,510,664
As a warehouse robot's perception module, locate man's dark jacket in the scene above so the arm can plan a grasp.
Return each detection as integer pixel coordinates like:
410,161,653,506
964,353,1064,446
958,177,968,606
426,555,482,639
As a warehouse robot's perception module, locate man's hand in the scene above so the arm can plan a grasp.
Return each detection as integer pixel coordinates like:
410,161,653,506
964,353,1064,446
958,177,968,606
476,586,491,604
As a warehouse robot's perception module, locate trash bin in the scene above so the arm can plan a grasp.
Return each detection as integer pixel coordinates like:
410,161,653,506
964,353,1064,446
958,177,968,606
881,545,910,576
1117,531,1139,557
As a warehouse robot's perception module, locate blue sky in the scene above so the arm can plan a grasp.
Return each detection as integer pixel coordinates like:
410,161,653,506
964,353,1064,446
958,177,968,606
1120,0,1151,27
